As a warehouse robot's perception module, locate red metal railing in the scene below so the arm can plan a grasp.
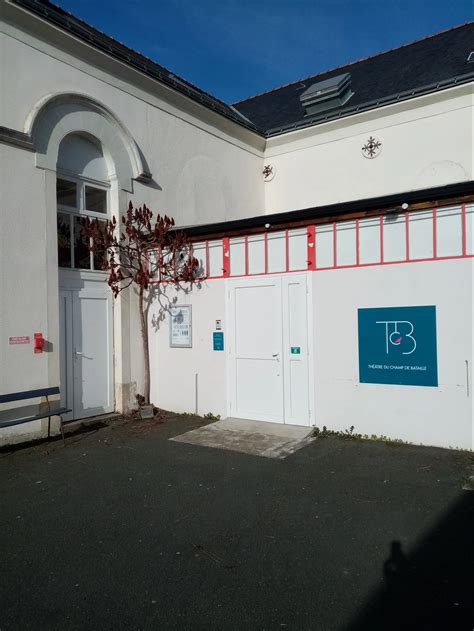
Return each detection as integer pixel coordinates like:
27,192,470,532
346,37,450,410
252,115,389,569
151,202,473,283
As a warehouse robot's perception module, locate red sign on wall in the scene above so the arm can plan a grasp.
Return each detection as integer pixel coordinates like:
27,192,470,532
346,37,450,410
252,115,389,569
9,336,30,345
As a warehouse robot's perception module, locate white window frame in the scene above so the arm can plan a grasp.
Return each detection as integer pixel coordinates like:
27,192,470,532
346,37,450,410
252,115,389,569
56,171,110,271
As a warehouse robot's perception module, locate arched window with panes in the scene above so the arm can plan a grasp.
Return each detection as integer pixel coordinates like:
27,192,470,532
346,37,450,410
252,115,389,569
56,133,110,270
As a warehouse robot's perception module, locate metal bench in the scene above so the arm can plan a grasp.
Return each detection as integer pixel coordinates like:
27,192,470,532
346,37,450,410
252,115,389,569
0,387,71,444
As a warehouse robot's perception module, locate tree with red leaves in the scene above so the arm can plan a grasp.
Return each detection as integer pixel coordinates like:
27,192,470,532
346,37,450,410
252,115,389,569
86,202,198,406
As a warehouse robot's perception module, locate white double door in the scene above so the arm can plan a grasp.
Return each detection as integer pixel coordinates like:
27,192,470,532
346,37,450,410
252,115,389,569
59,279,114,421
228,274,311,426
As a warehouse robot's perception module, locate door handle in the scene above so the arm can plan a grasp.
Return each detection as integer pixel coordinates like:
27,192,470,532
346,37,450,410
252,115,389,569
272,352,280,361
74,349,93,360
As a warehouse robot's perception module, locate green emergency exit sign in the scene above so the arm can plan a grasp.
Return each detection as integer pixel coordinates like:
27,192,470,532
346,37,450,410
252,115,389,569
291,346,301,355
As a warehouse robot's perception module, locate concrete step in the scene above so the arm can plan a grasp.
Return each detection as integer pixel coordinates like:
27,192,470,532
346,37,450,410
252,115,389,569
219,417,313,440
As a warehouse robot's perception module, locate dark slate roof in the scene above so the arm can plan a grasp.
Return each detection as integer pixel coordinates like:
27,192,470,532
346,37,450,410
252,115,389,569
233,22,474,136
12,0,264,136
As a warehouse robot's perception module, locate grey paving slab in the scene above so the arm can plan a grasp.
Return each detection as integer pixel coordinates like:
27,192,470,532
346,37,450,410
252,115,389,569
220,417,313,438
170,419,315,458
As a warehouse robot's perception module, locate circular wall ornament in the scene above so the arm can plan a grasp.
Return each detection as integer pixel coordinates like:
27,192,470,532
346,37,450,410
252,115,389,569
263,163,275,182
361,136,382,159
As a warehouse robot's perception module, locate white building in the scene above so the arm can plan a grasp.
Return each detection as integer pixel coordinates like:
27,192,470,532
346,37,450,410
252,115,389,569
0,1,473,449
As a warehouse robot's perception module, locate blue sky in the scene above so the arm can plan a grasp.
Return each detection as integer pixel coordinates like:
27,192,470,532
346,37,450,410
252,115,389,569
56,0,472,103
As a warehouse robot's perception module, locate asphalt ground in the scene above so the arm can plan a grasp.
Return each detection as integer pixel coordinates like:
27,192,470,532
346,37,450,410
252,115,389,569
0,414,472,630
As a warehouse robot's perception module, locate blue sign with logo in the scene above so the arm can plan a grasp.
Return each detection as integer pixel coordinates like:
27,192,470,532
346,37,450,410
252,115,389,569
213,331,224,351
358,306,438,387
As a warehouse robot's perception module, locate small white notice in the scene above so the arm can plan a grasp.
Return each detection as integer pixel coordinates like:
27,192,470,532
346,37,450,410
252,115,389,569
170,305,192,348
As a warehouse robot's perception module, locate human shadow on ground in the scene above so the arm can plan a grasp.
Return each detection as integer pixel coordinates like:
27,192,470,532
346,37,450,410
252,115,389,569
346,492,474,631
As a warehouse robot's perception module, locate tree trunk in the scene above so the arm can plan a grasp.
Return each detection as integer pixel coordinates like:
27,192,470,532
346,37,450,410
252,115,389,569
139,286,151,405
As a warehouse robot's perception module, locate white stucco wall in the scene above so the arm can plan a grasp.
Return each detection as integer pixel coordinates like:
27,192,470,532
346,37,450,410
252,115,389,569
0,144,59,442
264,85,473,214
148,281,227,418
0,144,58,393
312,259,473,450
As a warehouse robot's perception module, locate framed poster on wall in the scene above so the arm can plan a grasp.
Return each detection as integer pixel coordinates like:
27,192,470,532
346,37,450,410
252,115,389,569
358,305,438,387
169,305,192,348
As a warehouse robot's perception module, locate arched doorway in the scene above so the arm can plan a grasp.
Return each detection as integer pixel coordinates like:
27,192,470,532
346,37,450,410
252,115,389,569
56,133,114,421
26,92,151,419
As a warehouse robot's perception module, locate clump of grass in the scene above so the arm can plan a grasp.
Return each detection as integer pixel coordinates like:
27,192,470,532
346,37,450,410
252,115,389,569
178,411,221,421
312,425,361,440
203,412,221,421
312,425,410,446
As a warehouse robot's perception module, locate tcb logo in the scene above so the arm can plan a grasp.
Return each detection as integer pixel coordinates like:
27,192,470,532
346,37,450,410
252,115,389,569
376,320,417,355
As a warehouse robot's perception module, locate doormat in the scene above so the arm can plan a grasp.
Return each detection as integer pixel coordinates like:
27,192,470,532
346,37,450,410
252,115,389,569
170,419,314,459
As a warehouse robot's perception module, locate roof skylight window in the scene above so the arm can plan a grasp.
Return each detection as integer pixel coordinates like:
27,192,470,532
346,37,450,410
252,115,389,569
299,73,354,116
